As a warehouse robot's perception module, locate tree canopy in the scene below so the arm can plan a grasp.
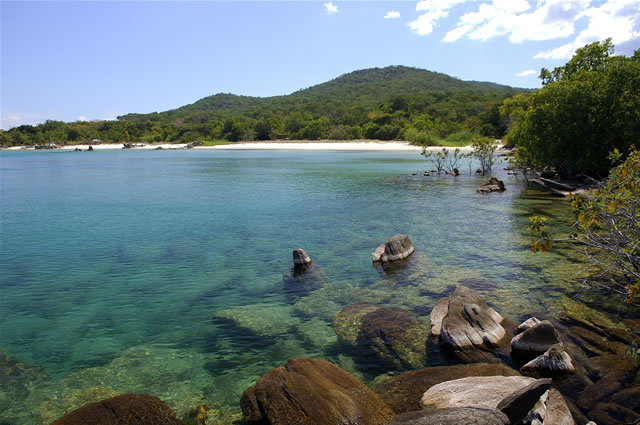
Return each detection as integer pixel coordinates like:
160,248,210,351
507,40,640,177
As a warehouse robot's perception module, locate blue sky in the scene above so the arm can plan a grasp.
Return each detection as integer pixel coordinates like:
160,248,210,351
2,0,639,129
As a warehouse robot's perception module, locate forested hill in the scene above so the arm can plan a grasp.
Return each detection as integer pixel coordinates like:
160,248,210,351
1,66,527,146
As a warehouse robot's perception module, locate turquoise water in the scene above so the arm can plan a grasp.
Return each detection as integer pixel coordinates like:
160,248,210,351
0,149,602,423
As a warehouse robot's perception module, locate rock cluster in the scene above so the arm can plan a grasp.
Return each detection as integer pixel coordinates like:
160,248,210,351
476,177,506,193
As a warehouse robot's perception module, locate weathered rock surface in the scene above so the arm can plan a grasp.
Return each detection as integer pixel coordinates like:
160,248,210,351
521,344,575,377
439,286,507,357
588,403,640,425
50,394,182,425
577,354,638,411
476,177,506,193
568,326,627,356
359,306,428,370
543,389,576,425
420,375,536,410
516,317,543,334
429,297,449,337
372,234,415,263
496,378,552,424
388,407,509,425
375,363,520,414
240,358,393,425
511,320,562,361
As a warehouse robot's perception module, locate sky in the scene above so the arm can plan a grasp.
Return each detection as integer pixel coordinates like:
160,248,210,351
1,0,639,130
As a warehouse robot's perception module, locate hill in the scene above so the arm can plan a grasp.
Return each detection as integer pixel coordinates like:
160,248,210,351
1,66,527,146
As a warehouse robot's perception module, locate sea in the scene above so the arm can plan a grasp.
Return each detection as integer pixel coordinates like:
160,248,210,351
0,148,627,424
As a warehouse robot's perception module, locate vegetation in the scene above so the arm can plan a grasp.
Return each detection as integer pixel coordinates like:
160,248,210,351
506,39,640,177
0,66,522,147
530,148,640,306
471,137,498,176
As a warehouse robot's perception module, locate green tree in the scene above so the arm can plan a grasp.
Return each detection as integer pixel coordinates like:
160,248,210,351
509,40,640,177
471,136,498,175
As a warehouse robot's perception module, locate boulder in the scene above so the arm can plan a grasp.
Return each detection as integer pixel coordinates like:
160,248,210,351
372,234,415,263
292,248,311,266
439,286,507,357
521,344,575,377
388,408,509,425
359,306,428,370
429,297,449,337
511,320,562,361
50,394,182,425
516,317,543,334
333,302,380,348
375,363,520,414
476,177,506,193
496,378,552,424
240,358,393,425
420,375,536,410
543,389,576,425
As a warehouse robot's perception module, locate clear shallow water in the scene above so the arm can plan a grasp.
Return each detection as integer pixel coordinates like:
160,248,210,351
0,149,613,423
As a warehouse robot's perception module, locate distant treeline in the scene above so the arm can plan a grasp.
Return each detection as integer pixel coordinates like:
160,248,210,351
0,66,524,146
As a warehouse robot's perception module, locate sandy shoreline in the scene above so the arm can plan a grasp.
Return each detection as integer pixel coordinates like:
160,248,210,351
3,140,479,152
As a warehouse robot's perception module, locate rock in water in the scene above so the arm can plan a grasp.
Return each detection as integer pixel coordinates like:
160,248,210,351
496,378,552,425
292,248,311,267
420,375,536,410
389,408,509,425
359,307,428,370
511,320,561,361
477,177,506,193
240,358,393,425
516,317,543,334
333,302,381,348
429,297,449,337
440,286,506,352
283,262,329,303
371,234,415,263
50,394,182,425
375,363,521,414
521,344,575,377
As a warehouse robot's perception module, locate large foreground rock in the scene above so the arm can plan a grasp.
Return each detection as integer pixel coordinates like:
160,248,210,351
375,363,520,414
421,375,536,410
496,378,552,424
389,408,509,425
372,234,415,263
438,286,507,360
50,394,182,425
240,358,393,425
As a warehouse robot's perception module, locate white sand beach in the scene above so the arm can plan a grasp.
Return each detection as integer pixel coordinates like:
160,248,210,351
5,140,481,151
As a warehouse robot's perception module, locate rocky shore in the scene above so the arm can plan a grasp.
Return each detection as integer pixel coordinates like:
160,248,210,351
3,236,639,425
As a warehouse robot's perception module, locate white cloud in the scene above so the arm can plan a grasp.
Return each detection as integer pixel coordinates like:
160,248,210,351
77,115,88,121
534,0,640,59
444,24,473,41
516,69,537,76
324,2,338,15
409,0,468,35
384,11,401,19
7,115,21,121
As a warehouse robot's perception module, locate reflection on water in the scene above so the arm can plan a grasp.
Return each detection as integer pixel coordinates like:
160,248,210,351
0,149,635,424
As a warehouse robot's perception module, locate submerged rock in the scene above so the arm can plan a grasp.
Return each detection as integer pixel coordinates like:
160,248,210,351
359,306,428,370
374,363,521,414
240,358,393,425
215,303,301,337
371,234,415,263
389,407,509,425
282,262,329,303
333,302,380,348
50,394,182,425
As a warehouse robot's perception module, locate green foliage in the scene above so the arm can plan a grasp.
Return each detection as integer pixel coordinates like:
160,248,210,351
528,216,552,253
2,66,524,146
571,147,640,304
421,147,470,174
471,136,498,176
508,40,640,177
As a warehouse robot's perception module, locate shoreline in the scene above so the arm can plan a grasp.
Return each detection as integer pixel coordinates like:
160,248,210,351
2,140,479,152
